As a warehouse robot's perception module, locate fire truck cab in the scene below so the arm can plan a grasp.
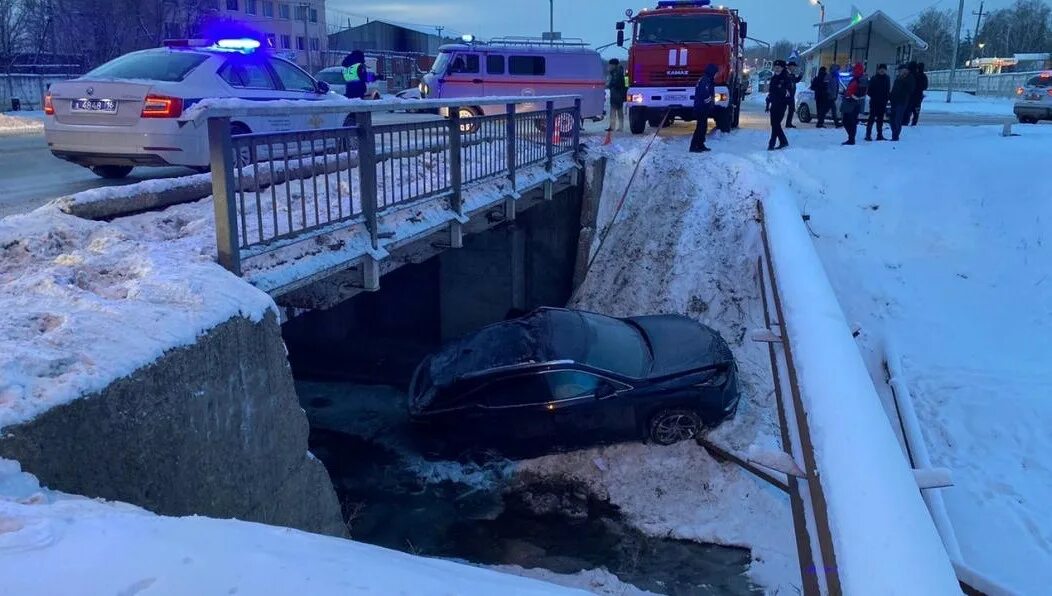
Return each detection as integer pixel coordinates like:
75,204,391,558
617,0,748,135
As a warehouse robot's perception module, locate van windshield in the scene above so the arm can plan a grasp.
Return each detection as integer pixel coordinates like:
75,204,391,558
637,15,728,44
431,52,452,75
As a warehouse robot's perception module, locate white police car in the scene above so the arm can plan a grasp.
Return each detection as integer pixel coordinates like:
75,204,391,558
44,38,349,178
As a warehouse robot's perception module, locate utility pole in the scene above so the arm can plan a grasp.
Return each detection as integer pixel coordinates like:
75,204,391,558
969,1,985,63
946,0,965,103
549,0,554,45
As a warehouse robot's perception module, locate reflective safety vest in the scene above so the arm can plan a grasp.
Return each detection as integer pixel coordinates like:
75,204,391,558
343,64,362,83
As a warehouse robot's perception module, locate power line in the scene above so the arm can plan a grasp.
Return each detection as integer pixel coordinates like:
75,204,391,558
899,0,952,23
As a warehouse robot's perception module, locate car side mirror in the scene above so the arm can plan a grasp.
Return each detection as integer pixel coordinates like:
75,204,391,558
617,30,625,47
316,80,330,94
740,22,748,41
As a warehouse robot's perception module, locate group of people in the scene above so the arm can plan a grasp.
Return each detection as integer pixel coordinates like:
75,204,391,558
767,59,930,149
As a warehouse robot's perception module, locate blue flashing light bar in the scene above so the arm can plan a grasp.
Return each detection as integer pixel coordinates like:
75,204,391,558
215,38,261,51
656,0,712,7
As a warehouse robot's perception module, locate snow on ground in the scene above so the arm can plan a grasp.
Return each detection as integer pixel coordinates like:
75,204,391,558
492,565,660,595
0,458,582,595
0,111,45,136
0,205,274,431
919,93,1015,117
519,138,798,592
709,122,1052,594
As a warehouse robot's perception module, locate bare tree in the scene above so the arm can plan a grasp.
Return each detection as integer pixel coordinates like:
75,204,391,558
978,0,1052,58
910,8,956,69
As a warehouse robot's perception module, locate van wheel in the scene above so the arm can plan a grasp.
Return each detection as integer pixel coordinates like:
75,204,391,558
797,103,812,123
457,107,481,134
648,409,702,446
90,165,133,179
629,107,647,134
716,109,732,133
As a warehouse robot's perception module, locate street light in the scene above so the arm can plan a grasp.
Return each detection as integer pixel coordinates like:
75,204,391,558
978,42,986,58
811,0,825,24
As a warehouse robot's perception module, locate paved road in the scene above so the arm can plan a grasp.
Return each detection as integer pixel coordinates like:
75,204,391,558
0,111,443,218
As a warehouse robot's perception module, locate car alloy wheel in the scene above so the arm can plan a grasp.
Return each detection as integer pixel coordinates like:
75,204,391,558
649,409,702,446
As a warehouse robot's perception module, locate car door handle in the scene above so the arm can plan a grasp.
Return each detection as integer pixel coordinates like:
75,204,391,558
472,79,483,84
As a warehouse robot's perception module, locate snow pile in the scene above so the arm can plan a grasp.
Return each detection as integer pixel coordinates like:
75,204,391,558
737,123,1052,594
519,139,797,591
492,565,659,595
0,458,581,595
0,112,45,136
0,205,273,431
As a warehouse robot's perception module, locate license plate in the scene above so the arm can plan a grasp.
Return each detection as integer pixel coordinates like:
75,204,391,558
1028,93,1042,101
666,94,688,102
71,98,118,113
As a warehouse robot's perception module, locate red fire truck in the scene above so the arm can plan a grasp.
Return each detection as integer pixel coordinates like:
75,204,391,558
616,0,749,135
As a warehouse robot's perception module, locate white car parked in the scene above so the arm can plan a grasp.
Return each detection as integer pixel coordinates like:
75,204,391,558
44,38,350,178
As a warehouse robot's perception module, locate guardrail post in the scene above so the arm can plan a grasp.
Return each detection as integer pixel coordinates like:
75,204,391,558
505,102,517,221
545,100,555,200
207,116,241,276
572,97,582,164
449,106,463,216
357,110,379,252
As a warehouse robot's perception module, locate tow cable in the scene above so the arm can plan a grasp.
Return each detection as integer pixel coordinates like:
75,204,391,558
570,107,672,304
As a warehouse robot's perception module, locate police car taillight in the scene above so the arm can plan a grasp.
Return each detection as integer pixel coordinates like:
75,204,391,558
141,95,183,118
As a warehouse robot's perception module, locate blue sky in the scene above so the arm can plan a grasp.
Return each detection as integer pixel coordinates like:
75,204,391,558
329,0,1014,50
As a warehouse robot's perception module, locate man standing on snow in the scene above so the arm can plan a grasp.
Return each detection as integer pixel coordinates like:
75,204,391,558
840,63,864,145
811,66,832,128
910,62,929,126
766,60,791,151
826,64,842,128
889,63,915,141
865,64,891,141
785,61,802,129
606,59,628,133
690,64,718,153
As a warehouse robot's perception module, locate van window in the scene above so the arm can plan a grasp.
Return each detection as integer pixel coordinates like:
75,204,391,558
509,55,546,76
487,55,505,75
450,54,480,74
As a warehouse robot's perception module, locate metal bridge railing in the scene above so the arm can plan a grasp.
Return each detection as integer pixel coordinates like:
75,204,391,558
205,96,582,275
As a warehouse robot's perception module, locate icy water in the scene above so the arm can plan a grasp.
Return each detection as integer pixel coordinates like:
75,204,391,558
300,382,759,596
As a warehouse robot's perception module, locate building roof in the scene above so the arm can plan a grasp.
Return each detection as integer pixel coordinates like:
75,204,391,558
351,19,445,38
801,10,928,59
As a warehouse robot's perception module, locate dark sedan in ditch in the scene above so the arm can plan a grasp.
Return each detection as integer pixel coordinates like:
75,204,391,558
409,308,739,453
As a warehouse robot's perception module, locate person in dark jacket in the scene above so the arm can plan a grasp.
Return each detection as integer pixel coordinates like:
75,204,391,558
840,63,865,145
910,62,929,126
811,66,831,128
341,50,369,100
889,63,915,141
865,64,891,141
766,60,791,150
785,61,802,128
607,59,628,132
690,64,718,153
826,64,842,127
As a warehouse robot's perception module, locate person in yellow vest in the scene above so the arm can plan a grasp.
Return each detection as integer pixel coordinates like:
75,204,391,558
341,50,369,100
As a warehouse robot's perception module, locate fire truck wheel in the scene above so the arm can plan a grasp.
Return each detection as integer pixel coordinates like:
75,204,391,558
629,108,647,135
717,110,732,133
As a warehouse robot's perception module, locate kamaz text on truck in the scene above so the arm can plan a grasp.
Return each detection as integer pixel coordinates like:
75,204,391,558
616,0,749,135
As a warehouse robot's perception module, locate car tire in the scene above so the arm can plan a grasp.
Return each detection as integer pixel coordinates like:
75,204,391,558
797,103,812,123
458,107,481,134
629,107,647,135
648,409,702,446
90,165,133,179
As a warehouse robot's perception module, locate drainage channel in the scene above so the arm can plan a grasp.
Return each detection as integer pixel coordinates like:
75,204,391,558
298,381,760,596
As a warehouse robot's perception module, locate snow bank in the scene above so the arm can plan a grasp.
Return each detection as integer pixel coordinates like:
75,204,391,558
0,459,581,595
0,112,44,136
761,187,960,594
733,122,1052,594
0,206,273,431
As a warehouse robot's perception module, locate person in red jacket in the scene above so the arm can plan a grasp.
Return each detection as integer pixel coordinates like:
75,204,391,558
841,63,865,145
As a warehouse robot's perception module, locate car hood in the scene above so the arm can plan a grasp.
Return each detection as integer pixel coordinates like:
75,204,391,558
628,315,733,379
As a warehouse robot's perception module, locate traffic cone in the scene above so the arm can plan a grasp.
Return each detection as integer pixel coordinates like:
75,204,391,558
602,130,613,146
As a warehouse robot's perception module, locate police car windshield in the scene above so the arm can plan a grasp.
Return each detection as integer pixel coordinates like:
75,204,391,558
637,15,728,44
86,51,209,82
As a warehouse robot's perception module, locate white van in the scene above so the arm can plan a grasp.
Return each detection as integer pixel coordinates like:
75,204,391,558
418,37,606,124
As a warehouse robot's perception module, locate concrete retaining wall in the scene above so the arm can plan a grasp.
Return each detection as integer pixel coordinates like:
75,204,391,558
0,312,346,538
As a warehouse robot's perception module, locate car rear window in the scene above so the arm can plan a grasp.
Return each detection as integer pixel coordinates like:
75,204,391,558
86,51,208,82
1026,75,1052,88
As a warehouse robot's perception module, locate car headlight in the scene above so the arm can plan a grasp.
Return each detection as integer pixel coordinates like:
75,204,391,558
715,93,728,103
696,368,730,388
629,93,644,104
419,82,430,97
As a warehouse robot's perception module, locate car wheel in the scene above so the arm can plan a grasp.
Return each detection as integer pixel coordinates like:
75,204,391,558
90,165,133,179
648,409,702,446
629,107,647,135
797,103,812,123
457,107,481,134
230,122,254,168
